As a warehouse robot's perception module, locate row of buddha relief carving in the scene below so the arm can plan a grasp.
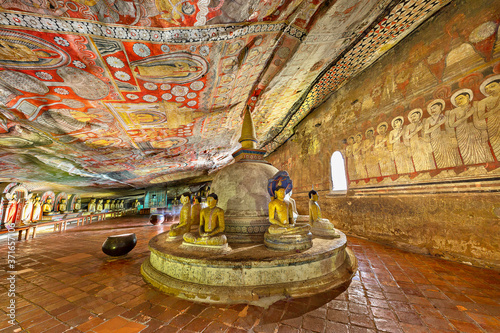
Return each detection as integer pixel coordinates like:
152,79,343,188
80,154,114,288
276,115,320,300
344,75,500,182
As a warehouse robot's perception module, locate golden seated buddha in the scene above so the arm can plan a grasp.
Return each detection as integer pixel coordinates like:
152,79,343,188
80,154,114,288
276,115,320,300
58,198,67,213
264,187,312,251
308,190,339,239
74,198,82,212
267,187,310,235
183,193,227,246
191,195,202,231
42,197,55,215
96,199,104,212
88,198,96,213
168,193,193,238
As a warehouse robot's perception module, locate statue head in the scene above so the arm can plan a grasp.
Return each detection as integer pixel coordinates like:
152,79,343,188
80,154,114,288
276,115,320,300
46,197,52,204
275,186,286,200
308,190,318,201
207,193,218,208
180,192,191,205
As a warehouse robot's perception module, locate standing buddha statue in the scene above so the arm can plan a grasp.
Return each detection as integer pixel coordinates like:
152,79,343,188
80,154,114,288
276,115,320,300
31,196,42,222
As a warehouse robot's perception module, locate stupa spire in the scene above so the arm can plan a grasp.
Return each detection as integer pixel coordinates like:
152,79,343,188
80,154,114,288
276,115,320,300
238,106,257,149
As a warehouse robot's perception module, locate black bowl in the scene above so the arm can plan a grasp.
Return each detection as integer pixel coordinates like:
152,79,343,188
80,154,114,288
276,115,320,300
102,233,137,256
149,214,165,225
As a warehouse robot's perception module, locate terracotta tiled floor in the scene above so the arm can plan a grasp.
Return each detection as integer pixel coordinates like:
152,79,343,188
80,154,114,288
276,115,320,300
1,215,499,333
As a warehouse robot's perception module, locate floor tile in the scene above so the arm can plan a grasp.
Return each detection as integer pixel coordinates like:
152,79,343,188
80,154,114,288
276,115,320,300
1,215,499,333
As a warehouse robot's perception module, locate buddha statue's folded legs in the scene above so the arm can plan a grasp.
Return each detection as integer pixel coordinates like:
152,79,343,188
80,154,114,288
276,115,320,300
183,233,227,246
267,223,311,235
168,223,191,237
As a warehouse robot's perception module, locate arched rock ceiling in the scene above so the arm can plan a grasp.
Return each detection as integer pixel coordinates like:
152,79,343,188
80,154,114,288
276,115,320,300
0,0,449,190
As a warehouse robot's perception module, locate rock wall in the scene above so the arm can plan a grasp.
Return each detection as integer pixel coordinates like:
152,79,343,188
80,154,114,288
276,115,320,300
266,0,500,270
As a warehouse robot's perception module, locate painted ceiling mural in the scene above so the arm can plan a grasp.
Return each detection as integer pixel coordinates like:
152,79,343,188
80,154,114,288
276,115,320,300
0,0,450,190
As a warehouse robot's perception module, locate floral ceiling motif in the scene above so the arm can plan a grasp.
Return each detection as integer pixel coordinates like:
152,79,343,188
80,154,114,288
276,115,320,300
0,0,449,190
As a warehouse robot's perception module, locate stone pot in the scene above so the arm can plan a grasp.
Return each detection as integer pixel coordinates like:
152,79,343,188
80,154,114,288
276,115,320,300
149,214,165,225
102,233,137,256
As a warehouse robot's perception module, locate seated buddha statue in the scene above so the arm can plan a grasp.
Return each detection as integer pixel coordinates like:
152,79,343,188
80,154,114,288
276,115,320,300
110,200,116,211
308,190,339,238
74,198,82,212
267,187,310,235
43,197,55,215
183,193,228,247
190,195,202,231
104,200,110,211
88,198,96,213
168,193,192,239
97,199,104,212
264,187,312,251
58,198,67,213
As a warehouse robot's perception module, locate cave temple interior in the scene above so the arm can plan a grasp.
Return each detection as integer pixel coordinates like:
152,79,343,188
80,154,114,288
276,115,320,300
0,0,499,332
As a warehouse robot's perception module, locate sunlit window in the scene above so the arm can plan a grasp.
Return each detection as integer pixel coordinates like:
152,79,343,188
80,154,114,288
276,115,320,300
331,151,347,192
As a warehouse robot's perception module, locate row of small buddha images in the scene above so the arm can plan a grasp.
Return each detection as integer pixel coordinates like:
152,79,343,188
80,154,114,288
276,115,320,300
344,77,500,180
2,194,137,225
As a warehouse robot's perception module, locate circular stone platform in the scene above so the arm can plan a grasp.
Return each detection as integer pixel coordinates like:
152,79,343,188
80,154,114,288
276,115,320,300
141,230,358,308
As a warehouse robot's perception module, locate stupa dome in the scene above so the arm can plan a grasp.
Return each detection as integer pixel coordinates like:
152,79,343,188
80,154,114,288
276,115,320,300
211,161,278,243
